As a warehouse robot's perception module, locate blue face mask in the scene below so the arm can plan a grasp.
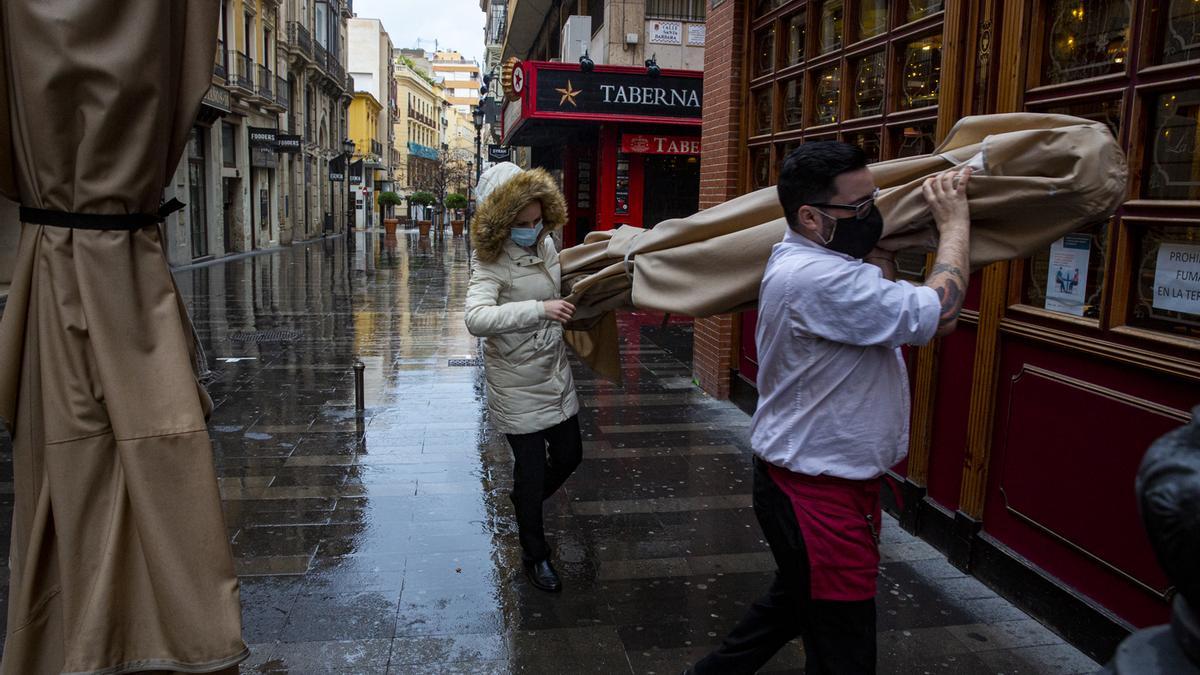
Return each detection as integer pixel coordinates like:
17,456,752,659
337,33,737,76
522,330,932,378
510,222,544,247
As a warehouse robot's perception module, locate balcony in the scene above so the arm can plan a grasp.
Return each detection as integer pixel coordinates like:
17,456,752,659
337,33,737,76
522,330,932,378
231,51,255,96
276,76,290,110
257,64,274,101
286,21,313,62
370,139,383,157
214,41,227,82
325,53,345,88
314,43,329,74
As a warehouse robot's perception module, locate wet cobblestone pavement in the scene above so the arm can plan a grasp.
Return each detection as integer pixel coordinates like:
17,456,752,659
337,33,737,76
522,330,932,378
0,232,1101,673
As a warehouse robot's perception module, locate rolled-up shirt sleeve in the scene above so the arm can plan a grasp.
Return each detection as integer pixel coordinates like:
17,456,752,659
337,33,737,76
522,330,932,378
789,258,942,348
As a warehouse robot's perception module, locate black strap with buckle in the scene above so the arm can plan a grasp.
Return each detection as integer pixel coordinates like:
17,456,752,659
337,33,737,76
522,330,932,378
19,198,187,231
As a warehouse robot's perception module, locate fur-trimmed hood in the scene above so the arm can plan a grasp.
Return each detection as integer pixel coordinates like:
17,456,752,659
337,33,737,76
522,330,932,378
471,167,568,263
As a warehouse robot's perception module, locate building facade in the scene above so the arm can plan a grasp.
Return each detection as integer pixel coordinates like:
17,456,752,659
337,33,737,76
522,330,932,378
430,51,482,114
349,91,384,229
694,0,1200,662
497,0,707,246
162,0,353,266
393,54,444,221
348,17,398,229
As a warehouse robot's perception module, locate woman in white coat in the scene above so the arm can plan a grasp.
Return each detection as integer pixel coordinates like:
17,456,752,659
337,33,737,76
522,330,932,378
465,162,581,593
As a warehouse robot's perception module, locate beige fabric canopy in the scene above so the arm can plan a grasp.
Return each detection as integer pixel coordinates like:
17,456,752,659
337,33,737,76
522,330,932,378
560,114,1128,380
0,2,246,673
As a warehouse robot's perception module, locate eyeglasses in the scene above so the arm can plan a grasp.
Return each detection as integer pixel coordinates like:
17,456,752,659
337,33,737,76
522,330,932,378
808,187,880,220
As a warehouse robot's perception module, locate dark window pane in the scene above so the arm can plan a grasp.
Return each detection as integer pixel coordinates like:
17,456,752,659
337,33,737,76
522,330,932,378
1023,225,1109,318
756,26,776,76
899,35,942,110
851,51,886,118
815,66,841,124
907,0,944,22
786,12,807,66
222,122,237,168
844,129,881,163
859,0,888,39
1145,89,1200,200
752,147,773,189
895,122,936,157
896,249,927,283
1043,0,1131,85
819,0,844,54
784,77,804,128
755,0,782,18
1034,97,1121,139
1163,0,1200,65
754,87,774,135
1131,224,1200,339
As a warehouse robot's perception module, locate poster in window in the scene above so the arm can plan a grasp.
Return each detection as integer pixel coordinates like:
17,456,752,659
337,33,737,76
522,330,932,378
259,189,269,227
1044,234,1091,316
1152,242,1200,316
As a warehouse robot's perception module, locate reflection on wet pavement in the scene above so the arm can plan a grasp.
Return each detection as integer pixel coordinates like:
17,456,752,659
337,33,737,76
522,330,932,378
0,232,1100,673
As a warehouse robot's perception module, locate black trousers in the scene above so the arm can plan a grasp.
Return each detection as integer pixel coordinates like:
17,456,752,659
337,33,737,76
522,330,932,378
505,415,583,562
692,458,876,675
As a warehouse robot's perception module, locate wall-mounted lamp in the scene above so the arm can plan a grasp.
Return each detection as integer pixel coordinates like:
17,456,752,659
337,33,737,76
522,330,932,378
580,49,594,73
645,54,660,77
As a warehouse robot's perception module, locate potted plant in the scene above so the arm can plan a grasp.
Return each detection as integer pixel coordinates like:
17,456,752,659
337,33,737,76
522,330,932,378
378,191,403,236
445,193,468,237
409,191,436,238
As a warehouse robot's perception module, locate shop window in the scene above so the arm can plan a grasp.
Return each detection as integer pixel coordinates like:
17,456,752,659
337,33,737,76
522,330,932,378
783,77,804,128
899,35,942,110
843,129,881,163
1033,97,1122,139
851,51,886,118
222,122,237,168
893,122,936,157
1131,224,1200,338
751,146,773,190
819,0,844,54
785,12,807,67
815,65,841,125
1042,0,1131,85
754,86,775,136
1022,223,1109,319
1162,0,1200,65
906,0,943,22
756,26,777,77
1145,88,1200,201
858,0,888,40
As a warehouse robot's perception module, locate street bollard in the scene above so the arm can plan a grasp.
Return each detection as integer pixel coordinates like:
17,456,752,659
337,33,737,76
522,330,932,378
353,360,365,412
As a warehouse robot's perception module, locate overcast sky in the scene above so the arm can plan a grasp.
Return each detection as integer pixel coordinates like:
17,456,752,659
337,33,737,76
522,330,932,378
353,0,486,64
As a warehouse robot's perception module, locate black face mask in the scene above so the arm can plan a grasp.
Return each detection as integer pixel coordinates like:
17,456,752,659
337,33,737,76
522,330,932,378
816,205,884,259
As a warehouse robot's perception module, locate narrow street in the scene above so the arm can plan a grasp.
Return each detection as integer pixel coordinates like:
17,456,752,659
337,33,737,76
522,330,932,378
2,231,1101,674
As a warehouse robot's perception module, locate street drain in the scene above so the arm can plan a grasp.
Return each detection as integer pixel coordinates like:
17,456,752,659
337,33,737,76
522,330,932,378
227,329,301,343
448,357,483,367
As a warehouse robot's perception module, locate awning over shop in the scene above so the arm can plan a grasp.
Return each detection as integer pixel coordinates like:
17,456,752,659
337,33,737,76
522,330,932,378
501,0,557,61
501,60,702,147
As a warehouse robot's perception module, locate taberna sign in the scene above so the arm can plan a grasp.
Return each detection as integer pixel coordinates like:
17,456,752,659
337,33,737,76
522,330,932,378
487,145,512,162
621,133,701,155
532,65,702,120
249,126,278,148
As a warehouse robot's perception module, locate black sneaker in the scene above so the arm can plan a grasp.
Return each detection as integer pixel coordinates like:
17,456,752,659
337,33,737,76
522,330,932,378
524,558,562,592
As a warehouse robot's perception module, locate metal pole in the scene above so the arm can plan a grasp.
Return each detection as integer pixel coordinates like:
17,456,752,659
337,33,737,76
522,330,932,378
353,360,365,412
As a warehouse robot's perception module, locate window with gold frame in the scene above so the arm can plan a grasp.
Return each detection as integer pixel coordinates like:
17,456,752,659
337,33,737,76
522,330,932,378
745,0,946,199
1012,0,1200,349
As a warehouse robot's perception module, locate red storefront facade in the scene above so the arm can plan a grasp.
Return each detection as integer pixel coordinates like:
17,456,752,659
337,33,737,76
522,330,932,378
500,60,704,246
694,0,1200,662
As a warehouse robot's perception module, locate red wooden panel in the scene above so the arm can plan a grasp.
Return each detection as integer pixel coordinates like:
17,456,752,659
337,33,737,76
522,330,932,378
984,340,1194,627
925,325,977,510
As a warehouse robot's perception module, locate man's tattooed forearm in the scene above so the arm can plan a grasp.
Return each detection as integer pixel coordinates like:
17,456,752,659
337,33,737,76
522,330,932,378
935,280,964,328
931,263,966,284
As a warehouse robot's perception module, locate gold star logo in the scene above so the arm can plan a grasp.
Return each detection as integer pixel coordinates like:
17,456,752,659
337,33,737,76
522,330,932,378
556,80,582,107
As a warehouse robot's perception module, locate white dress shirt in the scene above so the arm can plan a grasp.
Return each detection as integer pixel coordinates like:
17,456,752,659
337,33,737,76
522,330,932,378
750,227,942,480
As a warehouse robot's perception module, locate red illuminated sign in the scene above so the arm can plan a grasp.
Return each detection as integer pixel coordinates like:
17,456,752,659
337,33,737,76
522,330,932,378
620,134,701,155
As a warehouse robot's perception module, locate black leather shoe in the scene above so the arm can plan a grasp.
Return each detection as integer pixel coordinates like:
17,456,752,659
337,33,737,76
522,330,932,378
524,559,562,592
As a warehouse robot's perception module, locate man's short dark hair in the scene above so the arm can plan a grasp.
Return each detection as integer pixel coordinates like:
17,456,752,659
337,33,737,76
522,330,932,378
777,141,868,230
